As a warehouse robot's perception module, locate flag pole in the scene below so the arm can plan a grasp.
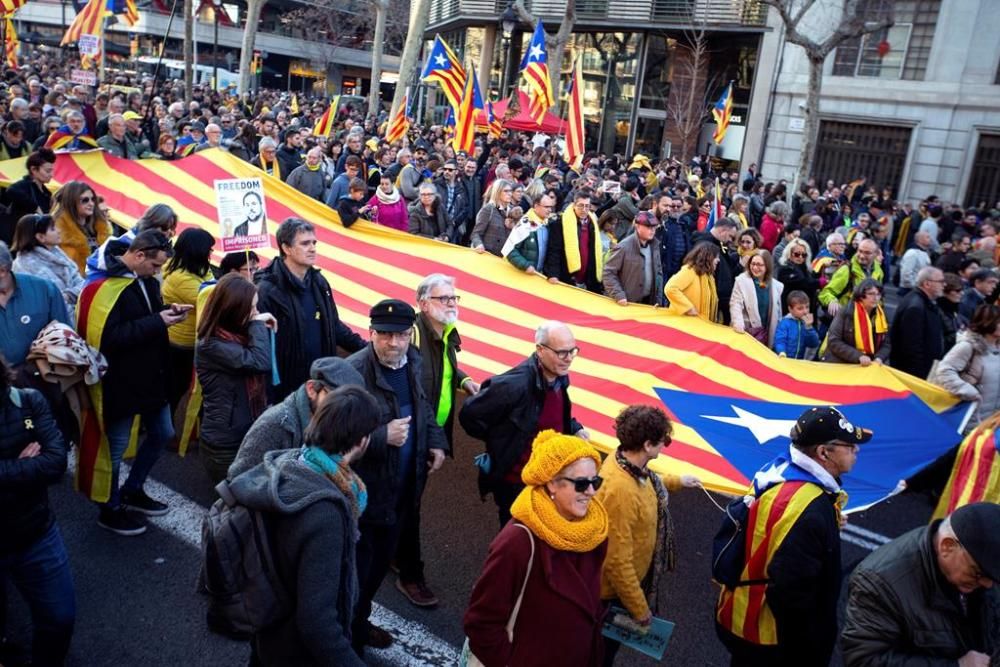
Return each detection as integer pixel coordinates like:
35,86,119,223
0,16,6,79
142,0,181,132
98,14,107,83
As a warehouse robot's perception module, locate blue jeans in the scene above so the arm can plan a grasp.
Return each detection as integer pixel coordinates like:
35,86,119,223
0,523,76,666
104,404,174,509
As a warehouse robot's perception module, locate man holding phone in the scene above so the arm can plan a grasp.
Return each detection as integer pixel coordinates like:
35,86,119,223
78,230,191,536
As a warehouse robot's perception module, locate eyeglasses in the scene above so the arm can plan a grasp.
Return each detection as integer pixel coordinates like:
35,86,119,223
79,196,95,203
443,167,456,172
538,343,580,360
791,252,807,258
426,294,460,305
557,475,603,493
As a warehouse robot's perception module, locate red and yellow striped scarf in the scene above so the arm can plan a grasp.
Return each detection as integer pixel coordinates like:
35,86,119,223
853,301,888,355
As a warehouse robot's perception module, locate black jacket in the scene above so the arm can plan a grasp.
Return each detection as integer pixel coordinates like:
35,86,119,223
842,522,1000,666
100,276,171,420
543,214,602,293
275,144,303,182
255,258,365,402
889,289,944,379
775,261,820,313
692,230,740,318
459,354,582,482
346,344,449,526
0,387,68,554
412,313,469,447
194,321,272,450
1,176,52,244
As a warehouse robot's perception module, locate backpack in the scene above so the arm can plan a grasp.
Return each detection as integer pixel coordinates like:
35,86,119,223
711,495,769,589
199,480,291,639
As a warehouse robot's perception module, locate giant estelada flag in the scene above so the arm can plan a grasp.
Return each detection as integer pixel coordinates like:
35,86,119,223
0,151,970,510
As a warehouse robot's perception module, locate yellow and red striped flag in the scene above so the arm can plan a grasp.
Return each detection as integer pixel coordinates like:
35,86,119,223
0,0,25,16
453,68,480,153
385,92,410,144
311,96,339,137
711,81,733,144
564,56,584,169
4,16,18,69
120,0,139,27
290,93,299,115
519,21,554,125
933,414,1000,520
420,35,466,112
62,0,106,45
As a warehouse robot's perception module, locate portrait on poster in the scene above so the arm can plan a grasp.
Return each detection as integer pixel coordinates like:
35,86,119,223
215,178,270,252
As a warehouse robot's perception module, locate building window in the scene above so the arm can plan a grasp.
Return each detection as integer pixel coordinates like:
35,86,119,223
813,120,912,194
965,134,1000,208
832,0,941,81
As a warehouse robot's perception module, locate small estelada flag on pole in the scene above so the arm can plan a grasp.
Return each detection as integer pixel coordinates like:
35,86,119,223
312,96,340,137
385,91,411,144
711,81,734,144
62,0,106,46
4,16,18,69
564,56,585,170
519,21,554,126
453,66,483,154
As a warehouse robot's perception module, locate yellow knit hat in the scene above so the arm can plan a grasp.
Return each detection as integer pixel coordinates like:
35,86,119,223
521,430,601,486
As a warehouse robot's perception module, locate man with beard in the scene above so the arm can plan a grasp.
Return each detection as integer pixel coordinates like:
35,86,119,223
393,274,481,608
233,191,266,238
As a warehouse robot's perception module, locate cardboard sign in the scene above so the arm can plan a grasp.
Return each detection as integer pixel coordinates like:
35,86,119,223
214,178,271,252
78,34,100,56
601,607,675,660
71,69,98,86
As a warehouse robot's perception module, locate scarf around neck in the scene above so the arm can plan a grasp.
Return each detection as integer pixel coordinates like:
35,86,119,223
510,484,608,553
853,300,888,355
300,446,367,520
560,206,602,277
215,327,268,419
375,186,400,205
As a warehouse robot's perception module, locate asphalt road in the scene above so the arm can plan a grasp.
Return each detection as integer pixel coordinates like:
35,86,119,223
4,401,940,667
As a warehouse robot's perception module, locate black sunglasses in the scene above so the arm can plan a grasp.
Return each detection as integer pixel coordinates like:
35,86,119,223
558,475,603,493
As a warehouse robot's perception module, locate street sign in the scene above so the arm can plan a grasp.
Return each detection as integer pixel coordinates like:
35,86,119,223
78,34,100,56
71,69,98,86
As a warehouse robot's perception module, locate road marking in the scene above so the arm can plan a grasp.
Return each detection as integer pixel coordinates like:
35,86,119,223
839,531,884,551
842,523,892,545
67,461,460,665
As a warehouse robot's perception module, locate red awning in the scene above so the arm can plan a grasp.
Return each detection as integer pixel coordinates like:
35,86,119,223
475,90,566,134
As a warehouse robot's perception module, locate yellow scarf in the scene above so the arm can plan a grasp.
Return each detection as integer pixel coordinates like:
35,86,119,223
306,162,321,171
510,486,608,553
258,155,280,180
560,206,602,277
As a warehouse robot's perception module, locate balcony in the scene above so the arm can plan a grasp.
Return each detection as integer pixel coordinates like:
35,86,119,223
429,0,766,28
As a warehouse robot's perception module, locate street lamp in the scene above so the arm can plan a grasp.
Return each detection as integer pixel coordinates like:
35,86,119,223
212,0,221,91
498,3,517,97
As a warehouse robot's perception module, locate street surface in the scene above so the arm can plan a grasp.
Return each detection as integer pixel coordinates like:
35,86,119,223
6,399,940,667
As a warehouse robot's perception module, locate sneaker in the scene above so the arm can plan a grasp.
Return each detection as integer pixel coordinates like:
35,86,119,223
121,488,170,516
367,624,394,649
98,506,147,536
396,578,440,608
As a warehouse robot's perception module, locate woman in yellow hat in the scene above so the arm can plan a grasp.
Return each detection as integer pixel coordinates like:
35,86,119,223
463,430,609,666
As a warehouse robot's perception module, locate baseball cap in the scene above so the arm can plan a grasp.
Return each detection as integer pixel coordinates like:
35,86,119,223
123,111,142,121
950,502,1000,582
190,121,206,133
309,357,364,389
635,211,659,227
369,299,416,333
790,406,872,448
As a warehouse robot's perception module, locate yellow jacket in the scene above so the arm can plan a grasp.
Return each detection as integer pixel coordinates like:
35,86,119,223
596,455,682,620
162,269,207,348
55,212,111,275
664,264,718,322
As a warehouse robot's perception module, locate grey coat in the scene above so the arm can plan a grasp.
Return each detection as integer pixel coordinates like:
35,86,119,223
931,330,1000,428
822,303,892,364
11,246,85,313
602,232,662,304
407,199,452,240
228,386,313,480
230,450,364,666
285,165,327,201
471,202,509,256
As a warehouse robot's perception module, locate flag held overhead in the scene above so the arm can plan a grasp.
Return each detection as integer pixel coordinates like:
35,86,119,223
519,21,554,125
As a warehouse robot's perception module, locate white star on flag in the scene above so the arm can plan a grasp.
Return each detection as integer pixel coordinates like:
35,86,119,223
434,54,447,67
701,406,798,446
529,44,545,60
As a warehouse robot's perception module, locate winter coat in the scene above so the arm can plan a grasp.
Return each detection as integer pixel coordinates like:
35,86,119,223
898,247,931,290
823,303,892,364
609,194,639,241
959,287,987,322
775,261,819,314
194,322,271,451
463,521,608,667
0,387,67,555
471,202,509,256
730,273,784,346
656,216,692,284
602,232,662,304
162,268,207,349
407,200,452,240
346,344,449,526
459,354,582,482
932,330,1000,427
841,523,1000,666
365,191,408,232
664,264,718,322
274,144,302,181
412,313,469,447
336,196,366,229
55,211,112,275
11,246,85,313
229,386,314,480
890,289,945,379
543,213,603,293
1,176,52,243
229,450,364,667
760,213,782,251
97,275,171,420
97,134,139,159
255,258,365,402
691,230,740,313
285,165,327,201
435,178,470,231
504,216,549,273
818,257,885,309
773,315,820,359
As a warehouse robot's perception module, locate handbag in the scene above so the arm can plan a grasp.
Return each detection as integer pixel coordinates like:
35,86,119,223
460,524,535,667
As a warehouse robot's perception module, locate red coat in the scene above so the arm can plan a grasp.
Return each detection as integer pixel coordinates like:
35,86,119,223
761,212,782,251
463,521,608,667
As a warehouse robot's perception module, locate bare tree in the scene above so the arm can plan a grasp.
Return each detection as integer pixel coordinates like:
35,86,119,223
237,0,266,96
761,0,893,184
389,0,430,124
664,25,720,163
183,0,193,101
511,0,576,113
368,0,389,118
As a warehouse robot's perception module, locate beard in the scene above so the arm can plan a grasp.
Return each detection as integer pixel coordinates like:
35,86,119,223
433,310,458,327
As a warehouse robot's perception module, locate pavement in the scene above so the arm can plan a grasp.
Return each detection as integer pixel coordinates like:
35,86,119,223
4,400,942,667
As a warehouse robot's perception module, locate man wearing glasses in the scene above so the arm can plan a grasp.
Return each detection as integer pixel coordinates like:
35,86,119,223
716,406,870,667
347,299,448,653
435,160,469,245
819,238,885,317
461,320,589,527
543,188,604,294
842,502,999,666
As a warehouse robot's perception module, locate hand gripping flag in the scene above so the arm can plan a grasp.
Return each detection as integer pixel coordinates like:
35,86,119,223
564,56,584,169
4,16,17,69
62,0,105,45
385,92,410,144
519,21,554,125
421,35,466,112
711,81,734,144
312,96,339,137
453,67,483,154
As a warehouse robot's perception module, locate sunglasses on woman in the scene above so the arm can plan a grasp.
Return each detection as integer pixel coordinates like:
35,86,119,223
558,475,603,492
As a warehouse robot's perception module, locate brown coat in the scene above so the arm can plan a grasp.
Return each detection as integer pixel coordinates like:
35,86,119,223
602,232,662,304
55,211,111,275
822,303,892,364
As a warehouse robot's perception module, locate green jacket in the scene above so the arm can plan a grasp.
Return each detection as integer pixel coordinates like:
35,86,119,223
818,256,884,307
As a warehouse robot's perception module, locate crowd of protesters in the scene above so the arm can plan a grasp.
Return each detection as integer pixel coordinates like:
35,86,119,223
0,46,997,667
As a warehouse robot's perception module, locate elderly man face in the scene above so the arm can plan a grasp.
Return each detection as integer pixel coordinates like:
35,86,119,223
205,124,222,145
305,147,322,167
855,240,878,268
67,114,85,134
108,116,126,140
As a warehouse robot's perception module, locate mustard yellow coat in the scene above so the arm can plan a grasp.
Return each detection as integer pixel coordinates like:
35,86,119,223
595,455,682,620
162,269,207,348
55,212,111,276
664,264,718,322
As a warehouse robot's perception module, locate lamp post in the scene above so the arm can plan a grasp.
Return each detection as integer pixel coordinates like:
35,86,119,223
499,3,517,97
212,0,221,90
